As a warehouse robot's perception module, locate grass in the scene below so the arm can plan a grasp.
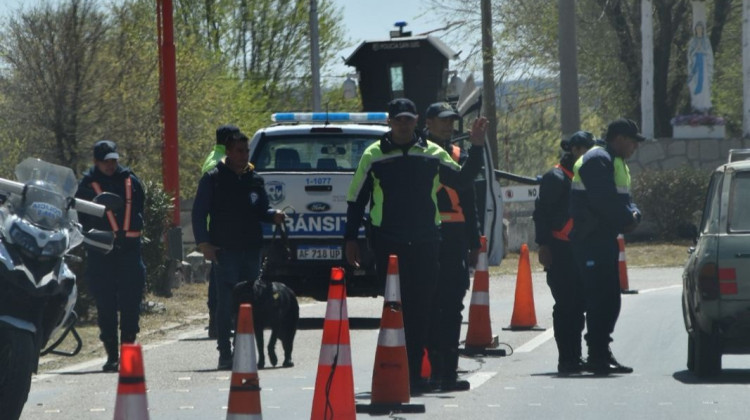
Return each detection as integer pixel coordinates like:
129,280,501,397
40,241,691,372
491,240,692,275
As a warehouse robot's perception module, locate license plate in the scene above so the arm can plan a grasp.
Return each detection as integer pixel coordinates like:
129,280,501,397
296,245,342,260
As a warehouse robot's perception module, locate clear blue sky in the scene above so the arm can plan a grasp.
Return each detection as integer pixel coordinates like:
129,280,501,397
328,0,436,77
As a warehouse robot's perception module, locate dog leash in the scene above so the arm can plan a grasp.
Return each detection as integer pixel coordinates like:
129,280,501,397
259,219,292,276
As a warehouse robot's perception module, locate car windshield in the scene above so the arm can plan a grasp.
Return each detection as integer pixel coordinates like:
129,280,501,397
252,134,379,171
728,171,750,232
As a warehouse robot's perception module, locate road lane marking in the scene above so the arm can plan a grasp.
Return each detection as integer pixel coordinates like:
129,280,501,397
515,328,555,353
466,371,497,389
636,284,681,294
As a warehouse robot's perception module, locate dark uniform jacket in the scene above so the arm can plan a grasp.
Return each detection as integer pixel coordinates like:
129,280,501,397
533,154,576,246
345,130,484,244
192,160,276,250
76,165,145,249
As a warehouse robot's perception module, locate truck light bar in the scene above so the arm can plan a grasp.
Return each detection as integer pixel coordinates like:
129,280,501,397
271,112,388,123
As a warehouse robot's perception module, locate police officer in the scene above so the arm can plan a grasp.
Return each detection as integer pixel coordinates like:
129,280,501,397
201,124,241,339
569,118,644,374
533,131,594,374
423,102,481,391
77,140,146,372
345,98,487,394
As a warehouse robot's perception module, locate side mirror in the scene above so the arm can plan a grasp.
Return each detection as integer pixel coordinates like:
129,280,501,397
83,229,115,254
93,192,123,212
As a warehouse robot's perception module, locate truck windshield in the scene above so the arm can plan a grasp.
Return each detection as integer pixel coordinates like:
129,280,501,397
252,135,379,171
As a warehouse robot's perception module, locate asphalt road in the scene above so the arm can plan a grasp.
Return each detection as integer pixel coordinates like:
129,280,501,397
20,266,750,420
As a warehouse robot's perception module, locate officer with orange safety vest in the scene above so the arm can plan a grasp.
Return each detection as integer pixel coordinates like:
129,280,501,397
76,140,146,372
533,131,594,374
422,102,480,391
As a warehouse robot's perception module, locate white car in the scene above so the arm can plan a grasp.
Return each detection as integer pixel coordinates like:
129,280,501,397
249,112,504,300
683,159,750,377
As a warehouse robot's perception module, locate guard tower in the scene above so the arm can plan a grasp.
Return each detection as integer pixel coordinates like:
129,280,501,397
345,22,459,127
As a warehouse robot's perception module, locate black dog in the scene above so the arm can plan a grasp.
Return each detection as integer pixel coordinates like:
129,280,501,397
233,277,299,369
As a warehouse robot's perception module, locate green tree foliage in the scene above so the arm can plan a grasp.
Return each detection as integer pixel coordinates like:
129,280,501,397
632,166,710,240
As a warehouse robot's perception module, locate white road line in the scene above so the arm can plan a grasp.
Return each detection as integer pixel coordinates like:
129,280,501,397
634,284,681,294
512,283,681,354
515,328,555,353
466,371,497,389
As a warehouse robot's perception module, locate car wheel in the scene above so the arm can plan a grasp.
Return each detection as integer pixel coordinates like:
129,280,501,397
694,328,722,378
687,333,696,371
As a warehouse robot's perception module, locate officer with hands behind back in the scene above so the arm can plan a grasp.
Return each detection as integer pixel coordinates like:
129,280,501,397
345,98,487,394
569,118,644,375
423,101,481,391
533,131,594,375
76,140,146,373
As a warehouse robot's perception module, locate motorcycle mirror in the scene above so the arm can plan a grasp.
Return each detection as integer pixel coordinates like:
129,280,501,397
83,229,115,254
93,192,124,212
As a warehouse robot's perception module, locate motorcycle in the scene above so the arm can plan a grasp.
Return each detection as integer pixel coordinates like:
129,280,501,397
0,158,119,419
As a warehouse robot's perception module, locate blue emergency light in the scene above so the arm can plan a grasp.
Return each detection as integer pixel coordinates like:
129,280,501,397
271,112,388,123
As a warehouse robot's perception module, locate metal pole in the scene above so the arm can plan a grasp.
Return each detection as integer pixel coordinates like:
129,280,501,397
481,0,499,168
558,0,580,139
743,0,750,137
641,0,654,139
310,0,322,111
157,0,180,225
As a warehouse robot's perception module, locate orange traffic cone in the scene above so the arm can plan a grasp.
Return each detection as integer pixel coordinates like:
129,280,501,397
618,234,638,294
462,236,505,356
505,243,543,330
310,267,356,420
114,344,150,420
420,348,431,381
356,255,425,414
226,303,262,419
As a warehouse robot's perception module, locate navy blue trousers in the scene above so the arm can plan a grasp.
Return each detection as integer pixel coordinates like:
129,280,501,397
546,238,586,363
86,243,146,343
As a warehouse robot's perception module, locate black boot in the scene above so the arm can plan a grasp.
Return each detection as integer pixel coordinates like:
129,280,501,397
102,340,119,372
121,332,137,344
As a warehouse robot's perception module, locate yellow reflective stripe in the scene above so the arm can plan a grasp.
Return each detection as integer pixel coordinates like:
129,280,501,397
377,328,406,347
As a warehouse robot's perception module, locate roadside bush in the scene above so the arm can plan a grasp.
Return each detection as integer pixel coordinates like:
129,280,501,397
631,166,710,240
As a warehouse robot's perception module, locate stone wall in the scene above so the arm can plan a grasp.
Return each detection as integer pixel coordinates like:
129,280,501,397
505,136,750,253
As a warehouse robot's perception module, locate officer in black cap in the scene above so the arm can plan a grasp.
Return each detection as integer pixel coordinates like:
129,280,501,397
422,101,480,391
76,140,146,372
345,98,488,394
533,131,594,374
569,118,644,375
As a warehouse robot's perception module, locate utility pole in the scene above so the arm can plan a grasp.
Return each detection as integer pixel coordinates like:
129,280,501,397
310,0,322,111
157,0,180,225
744,0,750,137
558,0,580,139
641,0,654,139
481,0,499,168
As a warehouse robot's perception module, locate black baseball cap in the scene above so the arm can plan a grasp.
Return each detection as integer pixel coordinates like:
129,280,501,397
425,102,459,119
605,118,646,142
560,130,595,151
216,124,240,145
93,140,119,161
388,98,418,119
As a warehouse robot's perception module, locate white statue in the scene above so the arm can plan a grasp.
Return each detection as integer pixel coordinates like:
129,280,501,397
687,20,713,112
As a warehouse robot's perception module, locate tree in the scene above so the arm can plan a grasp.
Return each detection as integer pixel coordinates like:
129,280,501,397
0,0,127,171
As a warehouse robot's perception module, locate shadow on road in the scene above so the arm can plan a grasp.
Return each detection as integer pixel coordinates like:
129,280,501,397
673,369,750,384
297,317,381,330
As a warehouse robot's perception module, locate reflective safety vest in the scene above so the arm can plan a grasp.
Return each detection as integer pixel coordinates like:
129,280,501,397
551,163,574,241
438,145,465,223
90,178,141,238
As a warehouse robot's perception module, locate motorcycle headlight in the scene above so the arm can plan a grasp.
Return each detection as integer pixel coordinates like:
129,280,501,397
9,222,39,256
